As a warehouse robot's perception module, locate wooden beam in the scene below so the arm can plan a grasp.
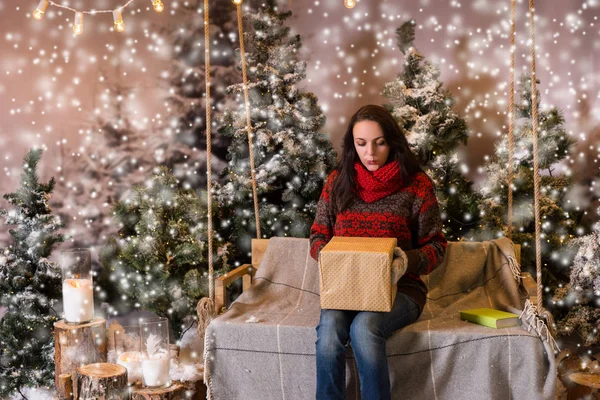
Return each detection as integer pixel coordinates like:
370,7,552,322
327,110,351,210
215,264,254,313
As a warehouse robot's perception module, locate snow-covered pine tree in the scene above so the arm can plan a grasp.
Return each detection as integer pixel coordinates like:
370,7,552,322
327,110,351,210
51,74,158,314
478,75,585,289
0,149,64,398
382,20,481,241
53,74,154,248
100,167,229,339
162,0,240,190
553,214,600,347
216,0,337,260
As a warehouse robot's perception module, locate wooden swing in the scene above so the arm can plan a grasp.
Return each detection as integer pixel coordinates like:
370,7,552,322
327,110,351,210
197,0,558,398
200,0,550,323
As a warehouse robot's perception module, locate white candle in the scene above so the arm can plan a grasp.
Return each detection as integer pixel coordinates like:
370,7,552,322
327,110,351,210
117,351,143,384
141,354,170,387
62,278,94,323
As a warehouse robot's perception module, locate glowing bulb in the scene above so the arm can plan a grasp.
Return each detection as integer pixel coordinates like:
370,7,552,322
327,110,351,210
113,9,125,32
232,0,243,3
33,0,49,20
344,0,356,8
73,12,84,35
152,0,164,12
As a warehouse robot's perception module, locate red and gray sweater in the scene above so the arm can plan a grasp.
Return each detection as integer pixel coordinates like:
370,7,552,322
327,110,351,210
309,170,447,312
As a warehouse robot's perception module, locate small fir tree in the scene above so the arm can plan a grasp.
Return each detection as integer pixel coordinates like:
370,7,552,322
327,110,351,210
0,149,64,399
162,0,240,190
382,20,481,240
100,167,228,339
216,0,337,261
553,214,600,347
478,75,585,291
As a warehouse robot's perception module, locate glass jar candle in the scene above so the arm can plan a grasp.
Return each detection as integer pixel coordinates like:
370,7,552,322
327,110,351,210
113,325,143,384
140,318,171,388
60,249,94,324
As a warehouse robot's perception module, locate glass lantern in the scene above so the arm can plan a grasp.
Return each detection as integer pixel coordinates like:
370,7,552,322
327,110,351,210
113,325,143,385
140,318,171,388
60,248,94,324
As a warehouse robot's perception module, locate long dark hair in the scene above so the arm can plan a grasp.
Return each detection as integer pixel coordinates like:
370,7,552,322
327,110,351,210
331,104,423,213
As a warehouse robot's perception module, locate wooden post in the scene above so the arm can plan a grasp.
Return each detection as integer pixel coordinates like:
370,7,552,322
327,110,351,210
132,382,186,400
54,317,107,398
75,363,128,400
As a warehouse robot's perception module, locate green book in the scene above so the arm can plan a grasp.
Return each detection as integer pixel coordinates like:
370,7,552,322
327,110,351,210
459,308,521,329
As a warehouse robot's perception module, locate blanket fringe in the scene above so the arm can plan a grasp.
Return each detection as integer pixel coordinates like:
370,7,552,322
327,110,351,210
519,299,560,354
506,254,522,284
493,240,523,284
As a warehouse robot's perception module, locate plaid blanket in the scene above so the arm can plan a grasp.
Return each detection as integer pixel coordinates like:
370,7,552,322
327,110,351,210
205,237,556,399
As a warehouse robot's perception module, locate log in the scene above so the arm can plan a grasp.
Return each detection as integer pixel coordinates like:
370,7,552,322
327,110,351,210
75,363,128,400
54,318,107,397
56,373,74,400
131,382,185,400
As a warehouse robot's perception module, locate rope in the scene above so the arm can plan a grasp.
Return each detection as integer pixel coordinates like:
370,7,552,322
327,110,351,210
527,0,544,313
204,0,214,311
196,297,214,340
507,0,516,239
203,4,216,399
236,4,262,239
197,296,214,395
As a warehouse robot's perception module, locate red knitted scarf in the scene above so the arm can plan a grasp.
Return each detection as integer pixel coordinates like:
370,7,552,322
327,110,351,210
354,160,403,203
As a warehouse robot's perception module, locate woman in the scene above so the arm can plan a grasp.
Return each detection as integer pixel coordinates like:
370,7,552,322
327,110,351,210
309,104,447,400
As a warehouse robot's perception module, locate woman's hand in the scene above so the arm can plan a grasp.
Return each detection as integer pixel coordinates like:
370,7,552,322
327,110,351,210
391,247,408,285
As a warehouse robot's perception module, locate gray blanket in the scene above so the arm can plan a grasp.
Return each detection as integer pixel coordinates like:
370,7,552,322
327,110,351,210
205,237,556,399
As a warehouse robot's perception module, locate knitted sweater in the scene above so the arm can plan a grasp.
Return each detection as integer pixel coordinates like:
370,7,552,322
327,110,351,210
309,169,447,312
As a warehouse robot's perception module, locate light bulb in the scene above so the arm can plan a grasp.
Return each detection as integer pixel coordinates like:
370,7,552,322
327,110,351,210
73,12,84,35
33,0,49,20
152,0,164,12
344,0,356,8
113,9,125,32
232,0,243,4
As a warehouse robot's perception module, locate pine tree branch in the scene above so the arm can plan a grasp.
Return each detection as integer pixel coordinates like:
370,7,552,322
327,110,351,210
181,318,195,338
16,387,28,400
396,20,416,55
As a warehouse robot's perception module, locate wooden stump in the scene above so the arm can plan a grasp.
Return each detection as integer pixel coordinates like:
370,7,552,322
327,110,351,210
54,318,107,398
569,372,600,400
75,363,128,400
56,373,74,400
132,382,185,400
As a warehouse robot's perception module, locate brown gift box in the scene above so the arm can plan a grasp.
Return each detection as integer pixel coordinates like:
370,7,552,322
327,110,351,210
319,236,397,312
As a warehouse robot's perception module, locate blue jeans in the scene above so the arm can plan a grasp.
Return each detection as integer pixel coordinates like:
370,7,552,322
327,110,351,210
315,292,421,400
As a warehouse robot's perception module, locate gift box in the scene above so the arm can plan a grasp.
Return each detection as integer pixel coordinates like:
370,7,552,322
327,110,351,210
319,236,397,312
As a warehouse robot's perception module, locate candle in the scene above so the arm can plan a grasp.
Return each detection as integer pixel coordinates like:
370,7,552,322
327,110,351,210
141,354,170,387
62,278,93,323
117,351,143,384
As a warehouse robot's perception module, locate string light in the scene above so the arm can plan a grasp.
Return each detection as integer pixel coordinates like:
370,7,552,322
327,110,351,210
113,9,125,33
152,0,165,12
344,0,356,8
33,0,49,20
73,12,84,35
32,0,162,34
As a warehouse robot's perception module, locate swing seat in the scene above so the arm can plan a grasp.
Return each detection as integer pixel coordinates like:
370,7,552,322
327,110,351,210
204,237,556,400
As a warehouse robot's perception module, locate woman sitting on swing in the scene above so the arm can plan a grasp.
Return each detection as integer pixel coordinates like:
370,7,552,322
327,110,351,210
309,104,447,400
